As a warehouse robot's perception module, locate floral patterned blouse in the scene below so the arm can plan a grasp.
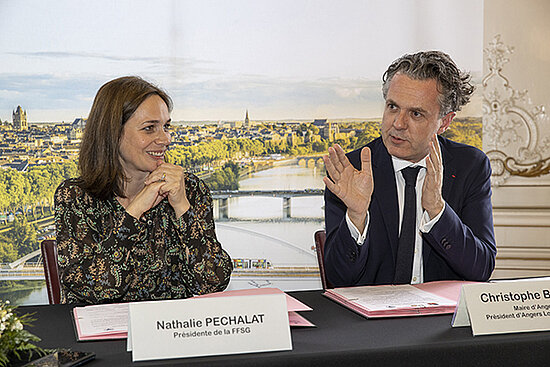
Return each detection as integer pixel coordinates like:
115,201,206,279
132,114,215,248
54,173,232,304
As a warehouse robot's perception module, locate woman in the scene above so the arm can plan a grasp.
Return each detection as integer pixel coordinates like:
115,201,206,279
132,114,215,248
55,76,232,304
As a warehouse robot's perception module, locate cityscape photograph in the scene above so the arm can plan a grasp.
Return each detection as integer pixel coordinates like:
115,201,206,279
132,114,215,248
0,0,483,305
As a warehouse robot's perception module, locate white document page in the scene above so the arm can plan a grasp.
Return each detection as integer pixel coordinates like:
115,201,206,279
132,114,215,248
74,303,129,336
332,285,455,310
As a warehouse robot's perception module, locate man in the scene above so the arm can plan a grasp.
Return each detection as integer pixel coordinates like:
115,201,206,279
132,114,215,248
323,51,496,287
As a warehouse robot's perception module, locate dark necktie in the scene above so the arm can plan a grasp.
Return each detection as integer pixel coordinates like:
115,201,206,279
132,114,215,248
394,166,421,284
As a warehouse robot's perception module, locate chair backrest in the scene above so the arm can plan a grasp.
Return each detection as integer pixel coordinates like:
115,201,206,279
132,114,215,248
314,229,333,290
40,239,61,304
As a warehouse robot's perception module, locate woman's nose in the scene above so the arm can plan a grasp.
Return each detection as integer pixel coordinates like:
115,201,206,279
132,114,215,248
156,129,171,145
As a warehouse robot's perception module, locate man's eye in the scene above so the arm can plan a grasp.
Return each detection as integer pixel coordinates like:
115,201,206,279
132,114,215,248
387,103,397,110
164,123,172,131
412,111,422,118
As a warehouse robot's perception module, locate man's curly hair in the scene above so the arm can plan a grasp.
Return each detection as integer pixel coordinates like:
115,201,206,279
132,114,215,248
382,51,474,118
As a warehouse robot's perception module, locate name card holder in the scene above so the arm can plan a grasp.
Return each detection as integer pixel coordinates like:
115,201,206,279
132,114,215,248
128,293,291,362
452,279,550,336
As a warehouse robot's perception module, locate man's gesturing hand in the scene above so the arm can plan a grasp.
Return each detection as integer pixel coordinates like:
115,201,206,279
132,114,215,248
323,144,373,232
422,135,445,219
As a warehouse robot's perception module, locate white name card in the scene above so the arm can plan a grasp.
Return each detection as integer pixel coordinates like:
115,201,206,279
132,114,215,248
128,293,292,362
452,279,550,336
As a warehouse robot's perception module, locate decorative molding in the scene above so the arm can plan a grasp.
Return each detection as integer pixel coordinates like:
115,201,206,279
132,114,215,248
493,210,550,227
503,155,550,177
483,35,550,186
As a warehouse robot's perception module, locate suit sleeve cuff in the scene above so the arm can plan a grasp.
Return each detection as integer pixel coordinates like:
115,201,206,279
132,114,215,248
420,203,445,233
345,211,369,246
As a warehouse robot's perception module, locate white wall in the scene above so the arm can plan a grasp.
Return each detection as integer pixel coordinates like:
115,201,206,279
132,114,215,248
484,0,550,278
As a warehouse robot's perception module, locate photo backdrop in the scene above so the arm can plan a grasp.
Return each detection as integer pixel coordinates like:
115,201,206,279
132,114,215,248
0,0,483,304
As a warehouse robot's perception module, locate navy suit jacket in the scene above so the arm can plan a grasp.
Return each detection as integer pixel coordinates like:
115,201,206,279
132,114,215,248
324,136,497,286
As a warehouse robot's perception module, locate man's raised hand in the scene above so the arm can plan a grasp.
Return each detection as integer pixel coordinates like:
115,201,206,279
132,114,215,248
323,144,373,232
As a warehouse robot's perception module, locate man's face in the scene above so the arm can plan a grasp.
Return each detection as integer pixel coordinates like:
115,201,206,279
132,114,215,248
380,73,453,162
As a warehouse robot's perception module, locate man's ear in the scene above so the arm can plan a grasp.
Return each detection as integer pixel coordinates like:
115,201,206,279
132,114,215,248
437,112,455,134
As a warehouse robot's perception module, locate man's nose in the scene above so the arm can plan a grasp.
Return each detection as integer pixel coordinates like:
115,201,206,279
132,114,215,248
393,111,408,129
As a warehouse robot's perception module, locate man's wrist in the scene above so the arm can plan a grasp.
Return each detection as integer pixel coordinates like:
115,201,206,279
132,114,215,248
347,210,368,233
346,210,369,245
426,200,445,220
421,202,446,233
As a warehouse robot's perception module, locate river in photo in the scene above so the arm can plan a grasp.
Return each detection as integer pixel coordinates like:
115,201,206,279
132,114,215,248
0,281,48,305
1,161,327,305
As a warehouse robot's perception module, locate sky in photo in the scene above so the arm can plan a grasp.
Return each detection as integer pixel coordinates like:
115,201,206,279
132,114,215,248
0,0,483,122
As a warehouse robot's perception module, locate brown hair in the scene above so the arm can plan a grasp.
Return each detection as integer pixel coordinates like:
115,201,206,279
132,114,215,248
382,51,474,118
78,76,173,199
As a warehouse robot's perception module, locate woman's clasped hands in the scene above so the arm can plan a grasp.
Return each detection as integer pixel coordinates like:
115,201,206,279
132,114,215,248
127,162,191,219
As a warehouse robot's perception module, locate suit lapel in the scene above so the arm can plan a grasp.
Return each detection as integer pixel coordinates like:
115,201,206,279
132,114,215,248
371,139,400,260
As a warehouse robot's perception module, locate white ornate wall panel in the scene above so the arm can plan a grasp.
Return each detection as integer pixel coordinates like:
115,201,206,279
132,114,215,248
484,0,550,279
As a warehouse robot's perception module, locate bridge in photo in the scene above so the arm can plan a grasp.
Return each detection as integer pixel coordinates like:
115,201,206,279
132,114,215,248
0,223,322,282
0,190,326,282
0,215,55,234
0,249,44,281
212,189,324,220
294,155,325,168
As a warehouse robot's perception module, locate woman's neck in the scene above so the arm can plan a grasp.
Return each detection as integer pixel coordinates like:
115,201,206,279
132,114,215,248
117,174,147,209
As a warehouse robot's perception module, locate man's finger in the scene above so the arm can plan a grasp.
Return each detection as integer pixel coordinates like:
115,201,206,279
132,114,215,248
323,176,340,195
425,155,435,176
328,146,345,172
333,144,352,169
360,147,372,174
432,135,442,164
323,155,340,181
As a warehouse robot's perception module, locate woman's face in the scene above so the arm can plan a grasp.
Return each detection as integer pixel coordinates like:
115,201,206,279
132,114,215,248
119,94,172,180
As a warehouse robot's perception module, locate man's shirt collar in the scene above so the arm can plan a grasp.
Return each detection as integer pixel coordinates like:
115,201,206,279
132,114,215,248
391,155,427,174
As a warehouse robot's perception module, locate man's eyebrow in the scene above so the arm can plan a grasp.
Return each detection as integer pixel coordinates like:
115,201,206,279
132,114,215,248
411,107,428,114
386,99,429,114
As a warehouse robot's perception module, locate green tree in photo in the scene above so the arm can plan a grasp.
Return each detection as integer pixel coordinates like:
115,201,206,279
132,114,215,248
0,219,39,257
442,120,482,149
205,162,240,190
353,121,381,149
0,240,17,262
312,140,328,153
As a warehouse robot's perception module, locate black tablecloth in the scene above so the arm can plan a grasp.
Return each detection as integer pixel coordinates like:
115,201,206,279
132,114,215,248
20,290,550,366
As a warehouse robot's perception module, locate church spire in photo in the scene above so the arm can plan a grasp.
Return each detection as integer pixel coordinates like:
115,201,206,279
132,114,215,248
244,109,250,130
12,105,28,131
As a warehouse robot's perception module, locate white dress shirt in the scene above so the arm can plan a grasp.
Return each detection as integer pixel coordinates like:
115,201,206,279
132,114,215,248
346,155,445,284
